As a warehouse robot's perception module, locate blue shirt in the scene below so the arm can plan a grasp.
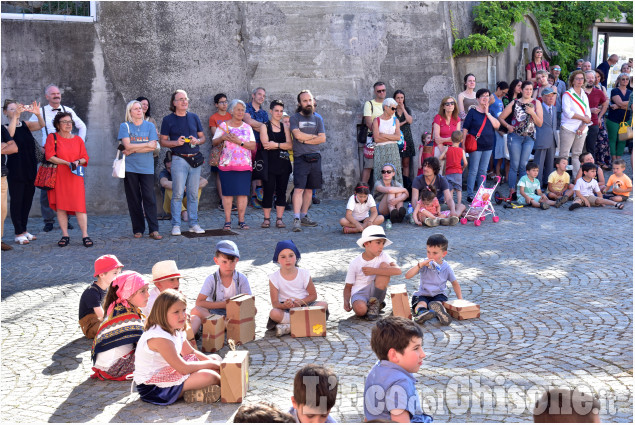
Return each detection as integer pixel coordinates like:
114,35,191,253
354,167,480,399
463,108,495,151
608,88,632,123
245,102,269,143
117,121,157,174
364,360,429,422
489,94,504,118
160,112,203,155
413,260,457,297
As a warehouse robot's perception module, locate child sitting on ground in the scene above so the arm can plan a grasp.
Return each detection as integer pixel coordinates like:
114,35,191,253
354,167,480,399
91,271,149,380
364,316,432,422
141,260,183,318
190,240,252,336
234,403,295,423
413,187,452,227
574,152,606,192
603,159,632,202
344,225,401,321
517,162,559,209
267,240,329,336
340,182,384,234
546,157,574,205
438,130,467,205
570,162,625,210
533,387,601,423
405,234,462,325
78,255,123,339
133,289,222,405
289,364,338,423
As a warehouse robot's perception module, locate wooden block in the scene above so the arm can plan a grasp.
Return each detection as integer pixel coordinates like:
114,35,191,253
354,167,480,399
201,314,225,353
390,285,411,319
226,317,255,346
226,294,256,321
290,306,327,338
220,350,249,403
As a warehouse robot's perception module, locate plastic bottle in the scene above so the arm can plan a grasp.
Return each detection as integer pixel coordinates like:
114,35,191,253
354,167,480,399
385,219,392,230
407,203,415,224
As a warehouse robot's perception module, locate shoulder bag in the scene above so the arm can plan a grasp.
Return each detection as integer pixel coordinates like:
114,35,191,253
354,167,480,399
112,149,126,178
465,114,487,153
34,133,58,190
357,101,373,144
618,110,633,141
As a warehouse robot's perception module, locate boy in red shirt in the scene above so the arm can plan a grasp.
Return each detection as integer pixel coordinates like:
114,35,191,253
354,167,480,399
439,130,468,205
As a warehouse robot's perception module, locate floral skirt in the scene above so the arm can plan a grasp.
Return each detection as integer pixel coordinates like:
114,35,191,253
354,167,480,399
373,143,403,185
595,118,612,168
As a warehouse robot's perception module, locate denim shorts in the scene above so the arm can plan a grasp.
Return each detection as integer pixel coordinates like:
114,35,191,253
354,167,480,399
445,173,462,191
517,193,541,205
411,294,448,311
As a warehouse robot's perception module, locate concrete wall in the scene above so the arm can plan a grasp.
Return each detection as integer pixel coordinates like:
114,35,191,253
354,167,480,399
1,1,474,214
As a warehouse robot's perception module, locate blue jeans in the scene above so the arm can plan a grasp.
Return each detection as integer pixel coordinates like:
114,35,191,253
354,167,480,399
507,134,534,191
467,150,492,197
170,155,202,227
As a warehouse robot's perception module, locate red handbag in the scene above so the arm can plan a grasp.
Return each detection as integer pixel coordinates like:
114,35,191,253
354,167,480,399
34,134,58,190
465,115,487,153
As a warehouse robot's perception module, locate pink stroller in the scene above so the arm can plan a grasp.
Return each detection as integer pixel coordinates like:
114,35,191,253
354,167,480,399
460,175,501,226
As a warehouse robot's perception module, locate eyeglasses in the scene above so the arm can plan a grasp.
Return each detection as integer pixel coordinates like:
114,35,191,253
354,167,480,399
59,120,73,125
381,170,393,174
218,101,228,104
444,102,455,106
376,89,386,93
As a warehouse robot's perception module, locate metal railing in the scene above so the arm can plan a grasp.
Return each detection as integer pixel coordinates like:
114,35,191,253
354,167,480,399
1,1,95,22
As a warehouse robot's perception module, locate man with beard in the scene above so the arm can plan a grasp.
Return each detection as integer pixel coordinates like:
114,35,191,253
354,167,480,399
583,70,609,158
289,90,325,232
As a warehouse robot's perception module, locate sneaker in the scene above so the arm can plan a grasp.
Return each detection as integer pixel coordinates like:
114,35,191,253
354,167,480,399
429,301,452,326
276,323,291,337
569,203,582,211
312,195,321,205
390,209,399,223
379,301,386,311
189,224,205,234
466,196,474,204
43,223,54,232
540,202,550,210
366,297,381,320
397,207,407,223
424,217,440,227
413,308,435,324
554,196,567,208
440,216,459,226
171,226,182,236
255,186,264,202
217,203,224,211
292,218,302,232
385,219,392,230
300,215,318,227
183,384,221,403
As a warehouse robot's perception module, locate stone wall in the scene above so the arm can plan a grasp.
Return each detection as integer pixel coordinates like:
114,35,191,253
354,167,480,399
1,1,474,214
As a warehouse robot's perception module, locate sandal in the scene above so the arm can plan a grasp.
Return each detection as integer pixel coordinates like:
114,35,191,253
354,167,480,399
276,218,286,228
615,202,624,210
149,231,163,240
82,237,94,248
223,221,232,230
238,221,250,230
134,232,142,238
15,235,30,245
261,218,271,228
58,236,70,247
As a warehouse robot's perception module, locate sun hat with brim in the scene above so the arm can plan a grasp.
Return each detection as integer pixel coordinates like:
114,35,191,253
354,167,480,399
152,260,183,283
356,225,393,248
93,254,124,277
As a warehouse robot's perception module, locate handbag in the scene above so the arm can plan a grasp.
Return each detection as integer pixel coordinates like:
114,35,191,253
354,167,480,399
177,151,204,168
209,144,222,167
618,110,632,141
301,153,320,163
34,133,58,190
251,148,268,180
394,117,406,151
465,115,488,153
112,149,126,178
356,101,373,144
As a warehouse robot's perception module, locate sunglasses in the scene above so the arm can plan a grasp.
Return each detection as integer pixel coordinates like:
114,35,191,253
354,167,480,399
444,102,455,106
391,107,397,111
381,169,393,174
376,89,386,93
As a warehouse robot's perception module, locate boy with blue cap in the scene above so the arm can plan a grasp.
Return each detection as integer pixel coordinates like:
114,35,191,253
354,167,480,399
190,240,252,336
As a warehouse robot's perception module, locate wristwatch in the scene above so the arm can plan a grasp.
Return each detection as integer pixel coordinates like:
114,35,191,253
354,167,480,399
240,142,244,146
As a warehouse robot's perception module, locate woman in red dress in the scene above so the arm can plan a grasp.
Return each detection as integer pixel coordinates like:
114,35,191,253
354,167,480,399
45,112,92,247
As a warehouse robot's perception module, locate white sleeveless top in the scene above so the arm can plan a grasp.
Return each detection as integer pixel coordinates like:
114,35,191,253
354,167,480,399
378,117,397,144
133,325,188,386
269,268,311,303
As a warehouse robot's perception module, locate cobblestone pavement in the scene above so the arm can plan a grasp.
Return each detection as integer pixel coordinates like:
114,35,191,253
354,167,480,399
1,164,633,423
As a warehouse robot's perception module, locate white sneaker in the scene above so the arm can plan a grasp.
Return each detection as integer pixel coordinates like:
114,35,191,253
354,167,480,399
189,224,205,234
171,226,182,236
276,324,291,337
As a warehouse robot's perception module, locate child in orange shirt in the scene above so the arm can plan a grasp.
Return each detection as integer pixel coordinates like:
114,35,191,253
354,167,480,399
603,159,632,202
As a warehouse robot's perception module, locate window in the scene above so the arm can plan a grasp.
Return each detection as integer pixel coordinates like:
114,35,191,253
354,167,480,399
1,1,96,22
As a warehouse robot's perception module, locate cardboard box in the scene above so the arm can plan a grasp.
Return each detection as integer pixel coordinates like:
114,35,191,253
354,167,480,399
290,306,327,337
226,294,256,321
185,321,195,341
226,317,255,346
390,285,412,319
220,350,249,403
443,299,480,320
201,314,225,353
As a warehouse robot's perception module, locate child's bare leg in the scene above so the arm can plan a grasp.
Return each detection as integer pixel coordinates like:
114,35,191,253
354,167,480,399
180,370,221,395
448,189,454,204
369,215,384,225
374,263,392,291
314,300,329,310
352,300,368,316
529,199,541,208
419,209,436,219
269,308,286,324
540,195,556,206
456,190,462,205
415,301,428,311
596,198,617,207
339,217,358,229
547,192,560,201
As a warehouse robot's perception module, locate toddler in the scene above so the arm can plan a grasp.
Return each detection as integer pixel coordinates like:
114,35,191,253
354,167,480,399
404,234,462,326
438,130,467,204
413,187,451,227
289,364,338,423
603,159,632,202
546,157,574,205
190,240,252,335
134,289,222,405
517,162,558,209
91,271,149,380
78,255,123,339
570,162,624,210
364,317,432,422
344,225,401,321
340,182,384,234
267,240,329,336
141,260,183,318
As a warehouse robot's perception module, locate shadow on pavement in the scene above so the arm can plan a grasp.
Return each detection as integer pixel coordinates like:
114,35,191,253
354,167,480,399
42,337,90,376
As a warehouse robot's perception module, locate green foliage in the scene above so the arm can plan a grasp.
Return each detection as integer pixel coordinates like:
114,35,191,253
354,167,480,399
452,1,633,75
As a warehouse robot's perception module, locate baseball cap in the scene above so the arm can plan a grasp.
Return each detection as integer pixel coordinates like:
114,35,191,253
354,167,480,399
94,254,124,277
541,87,556,96
216,240,240,258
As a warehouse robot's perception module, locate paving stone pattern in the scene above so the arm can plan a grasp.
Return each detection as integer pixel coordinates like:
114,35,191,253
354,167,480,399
1,169,633,423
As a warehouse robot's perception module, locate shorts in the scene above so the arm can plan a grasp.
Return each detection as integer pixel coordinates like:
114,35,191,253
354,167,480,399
79,312,101,339
350,283,375,305
445,173,462,191
517,193,541,205
293,155,323,190
575,195,600,206
363,154,374,169
411,294,448,311
197,307,227,317
603,192,628,202
137,383,185,406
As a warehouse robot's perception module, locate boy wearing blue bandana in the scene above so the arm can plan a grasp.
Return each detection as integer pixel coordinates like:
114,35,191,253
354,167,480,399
364,316,432,423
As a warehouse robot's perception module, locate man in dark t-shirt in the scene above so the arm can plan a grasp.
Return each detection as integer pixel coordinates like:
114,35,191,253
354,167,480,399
412,157,465,224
